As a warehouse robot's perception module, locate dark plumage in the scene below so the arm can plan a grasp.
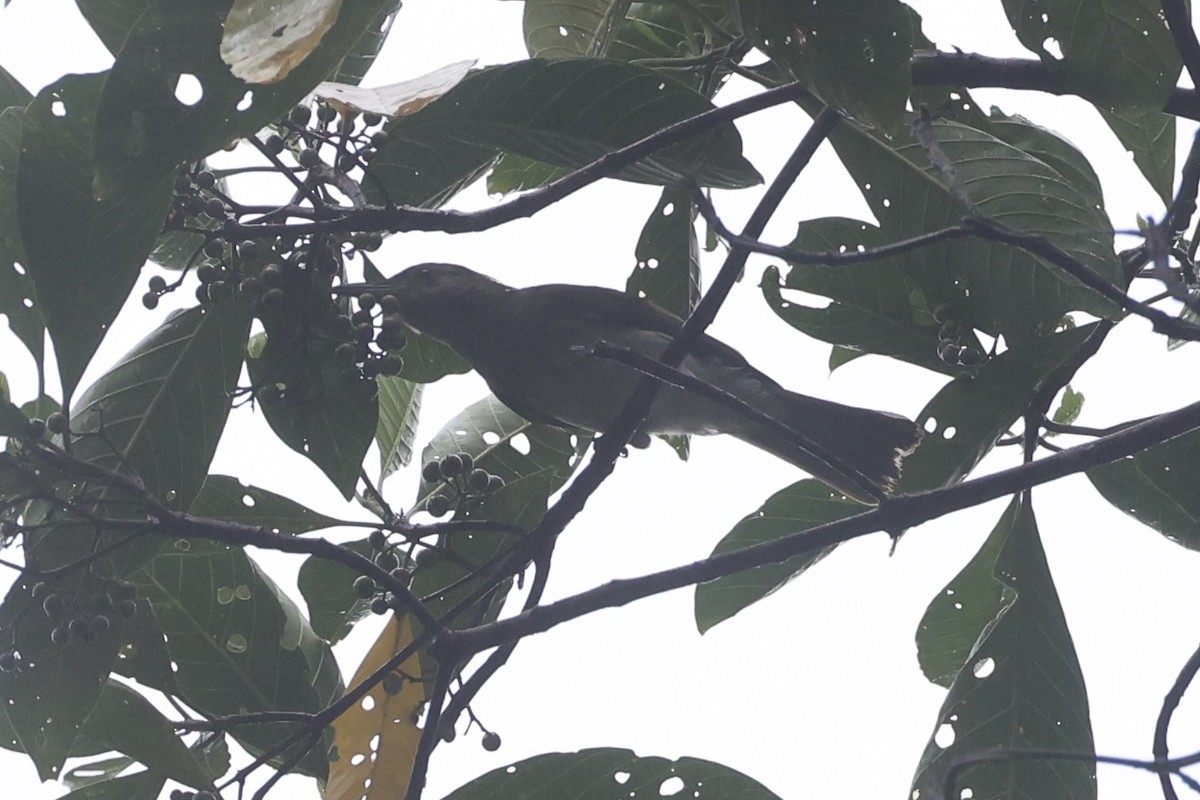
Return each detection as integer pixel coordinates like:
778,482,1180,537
364,263,922,502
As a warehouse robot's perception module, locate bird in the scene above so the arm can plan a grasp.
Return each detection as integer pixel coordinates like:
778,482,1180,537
350,263,922,503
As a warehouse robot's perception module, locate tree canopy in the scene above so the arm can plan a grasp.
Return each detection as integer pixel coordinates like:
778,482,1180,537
2,2,1200,800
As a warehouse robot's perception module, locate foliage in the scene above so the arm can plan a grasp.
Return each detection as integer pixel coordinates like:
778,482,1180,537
1,2,1199,800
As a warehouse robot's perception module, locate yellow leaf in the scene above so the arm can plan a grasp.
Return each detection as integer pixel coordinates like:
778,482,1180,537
222,0,343,85
325,615,426,800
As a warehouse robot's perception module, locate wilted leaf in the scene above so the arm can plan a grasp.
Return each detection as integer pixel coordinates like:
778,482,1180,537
314,60,476,117
222,0,343,85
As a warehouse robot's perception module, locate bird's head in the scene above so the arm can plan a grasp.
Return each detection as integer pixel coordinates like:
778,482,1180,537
385,263,509,340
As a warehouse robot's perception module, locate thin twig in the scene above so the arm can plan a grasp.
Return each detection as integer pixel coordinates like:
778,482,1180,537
1152,639,1200,800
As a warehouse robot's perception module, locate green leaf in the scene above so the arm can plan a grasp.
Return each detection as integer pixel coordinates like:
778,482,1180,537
0,108,44,370
69,302,250,531
82,0,398,192
1099,107,1175,205
75,680,214,790
1001,0,1181,108
297,538,376,644
486,152,570,196
1051,385,1084,427
443,748,784,800
694,480,861,633
398,59,761,189
131,544,342,778
190,475,341,534
817,113,1121,346
363,117,496,209
326,1,403,86
0,64,31,109
739,0,914,130
416,394,587,511
898,323,1097,492
1087,425,1200,550
62,755,136,790
912,496,1095,800
828,345,865,372
16,74,174,400
55,769,165,800
627,186,700,320
247,326,378,500
0,397,27,436
0,575,129,780
376,375,422,483
112,598,178,694
522,0,631,58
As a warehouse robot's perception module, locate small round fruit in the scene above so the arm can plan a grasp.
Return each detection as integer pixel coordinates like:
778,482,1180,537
368,529,387,551
353,575,376,599
378,353,404,376
482,732,501,751
421,461,442,483
932,303,952,324
379,294,400,312
358,292,377,310
142,289,160,309
239,276,262,296
42,594,64,617
363,112,383,127
370,596,390,615
26,418,45,439
936,342,959,363
370,131,389,149
50,626,70,645
89,615,110,636
298,148,321,169
335,342,358,365
174,175,194,194
289,105,312,126
46,413,68,435
115,598,138,617
938,320,961,341
194,171,216,190
0,651,17,673
382,673,404,694
486,475,506,493
262,287,287,310
439,454,464,478
316,104,337,123
468,469,490,492
958,347,985,367
148,275,167,292
112,582,137,602
261,264,283,286
427,494,451,518
203,197,227,218
196,263,216,283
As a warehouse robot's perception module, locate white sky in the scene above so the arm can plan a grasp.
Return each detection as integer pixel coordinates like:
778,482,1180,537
2,1,1200,799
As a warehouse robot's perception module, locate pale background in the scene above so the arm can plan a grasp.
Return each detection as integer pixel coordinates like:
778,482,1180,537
2,1,1199,798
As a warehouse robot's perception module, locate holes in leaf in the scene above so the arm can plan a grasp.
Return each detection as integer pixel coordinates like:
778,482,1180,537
942,426,956,440
236,90,254,112
972,657,995,679
482,431,500,445
934,722,956,748
50,95,66,117
661,202,674,216
510,432,531,455
660,777,684,796
557,25,569,37
923,417,938,434
225,633,247,653
242,493,256,507
614,771,631,784
174,73,204,106
1041,37,1063,59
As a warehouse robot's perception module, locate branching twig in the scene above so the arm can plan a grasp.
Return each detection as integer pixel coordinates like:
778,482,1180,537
1153,639,1200,800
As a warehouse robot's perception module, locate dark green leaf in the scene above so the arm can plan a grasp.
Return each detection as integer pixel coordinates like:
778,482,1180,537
112,598,177,694
82,0,397,192
627,186,700,319
0,108,44,370
0,64,31,109
247,325,377,500
694,480,860,633
298,538,376,644
55,769,165,800
70,302,250,513
1001,0,1181,108
326,0,403,86
399,59,761,189
363,118,496,209
486,152,570,195
898,324,1097,492
131,544,342,778
0,398,27,436
740,0,913,130
190,475,341,534
74,680,214,789
61,755,136,790
817,113,1121,346
1088,425,1200,550
443,748,784,800
376,375,422,483
415,394,587,511
912,496,1095,800
1099,107,1175,205
0,575,129,780
17,74,173,399
828,345,865,372
522,0,630,58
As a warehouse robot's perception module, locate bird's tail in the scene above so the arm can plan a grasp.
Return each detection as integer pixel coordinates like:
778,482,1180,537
735,391,923,503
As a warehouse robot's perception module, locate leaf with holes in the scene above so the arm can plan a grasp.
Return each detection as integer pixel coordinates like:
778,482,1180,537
912,496,1095,800
221,0,343,85
1001,0,1180,108
740,0,914,130
190,475,341,534
394,59,760,189
694,480,861,633
1087,425,1200,551
17,74,174,399
131,543,342,778
0,575,129,780
415,394,587,512
521,0,630,58
0,107,44,371
81,0,396,192
327,615,426,800
443,748,784,800
897,323,1097,492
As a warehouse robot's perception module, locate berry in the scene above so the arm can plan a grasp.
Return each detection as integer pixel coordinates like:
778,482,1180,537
261,264,283,286
932,303,952,324
0,521,15,540
194,171,216,190
334,342,358,365
30,581,46,598
196,263,216,283
289,105,312,126
0,651,17,672
354,322,374,344
195,285,210,304
427,494,451,518
351,309,373,326
352,575,376,599
937,342,959,363
958,347,985,367
439,454,464,478
264,133,285,154
298,148,321,169
337,153,358,172
370,596,390,615
208,281,233,302
358,292,377,310
363,112,383,127
174,175,194,194
148,275,167,292
50,626,70,645
261,288,287,310
468,469,490,492
378,353,404,376
370,131,389,149
203,197,227,218
89,615,110,636
46,412,68,434
422,461,442,483
69,617,89,639
42,594,64,617
481,732,501,751
238,240,260,262
115,599,138,617
486,475,505,493
26,418,45,439
379,294,400,312
938,320,961,341
238,276,262,295
368,529,387,550
317,104,337,123
382,672,404,695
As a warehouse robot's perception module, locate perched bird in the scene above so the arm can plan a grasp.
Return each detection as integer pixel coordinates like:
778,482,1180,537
358,263,922,502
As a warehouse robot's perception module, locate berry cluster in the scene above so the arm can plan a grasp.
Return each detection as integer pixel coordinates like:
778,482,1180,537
421,453,506,518
352,529,413,616
932,304,985,368
275,102,390,176
34,580,137,646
